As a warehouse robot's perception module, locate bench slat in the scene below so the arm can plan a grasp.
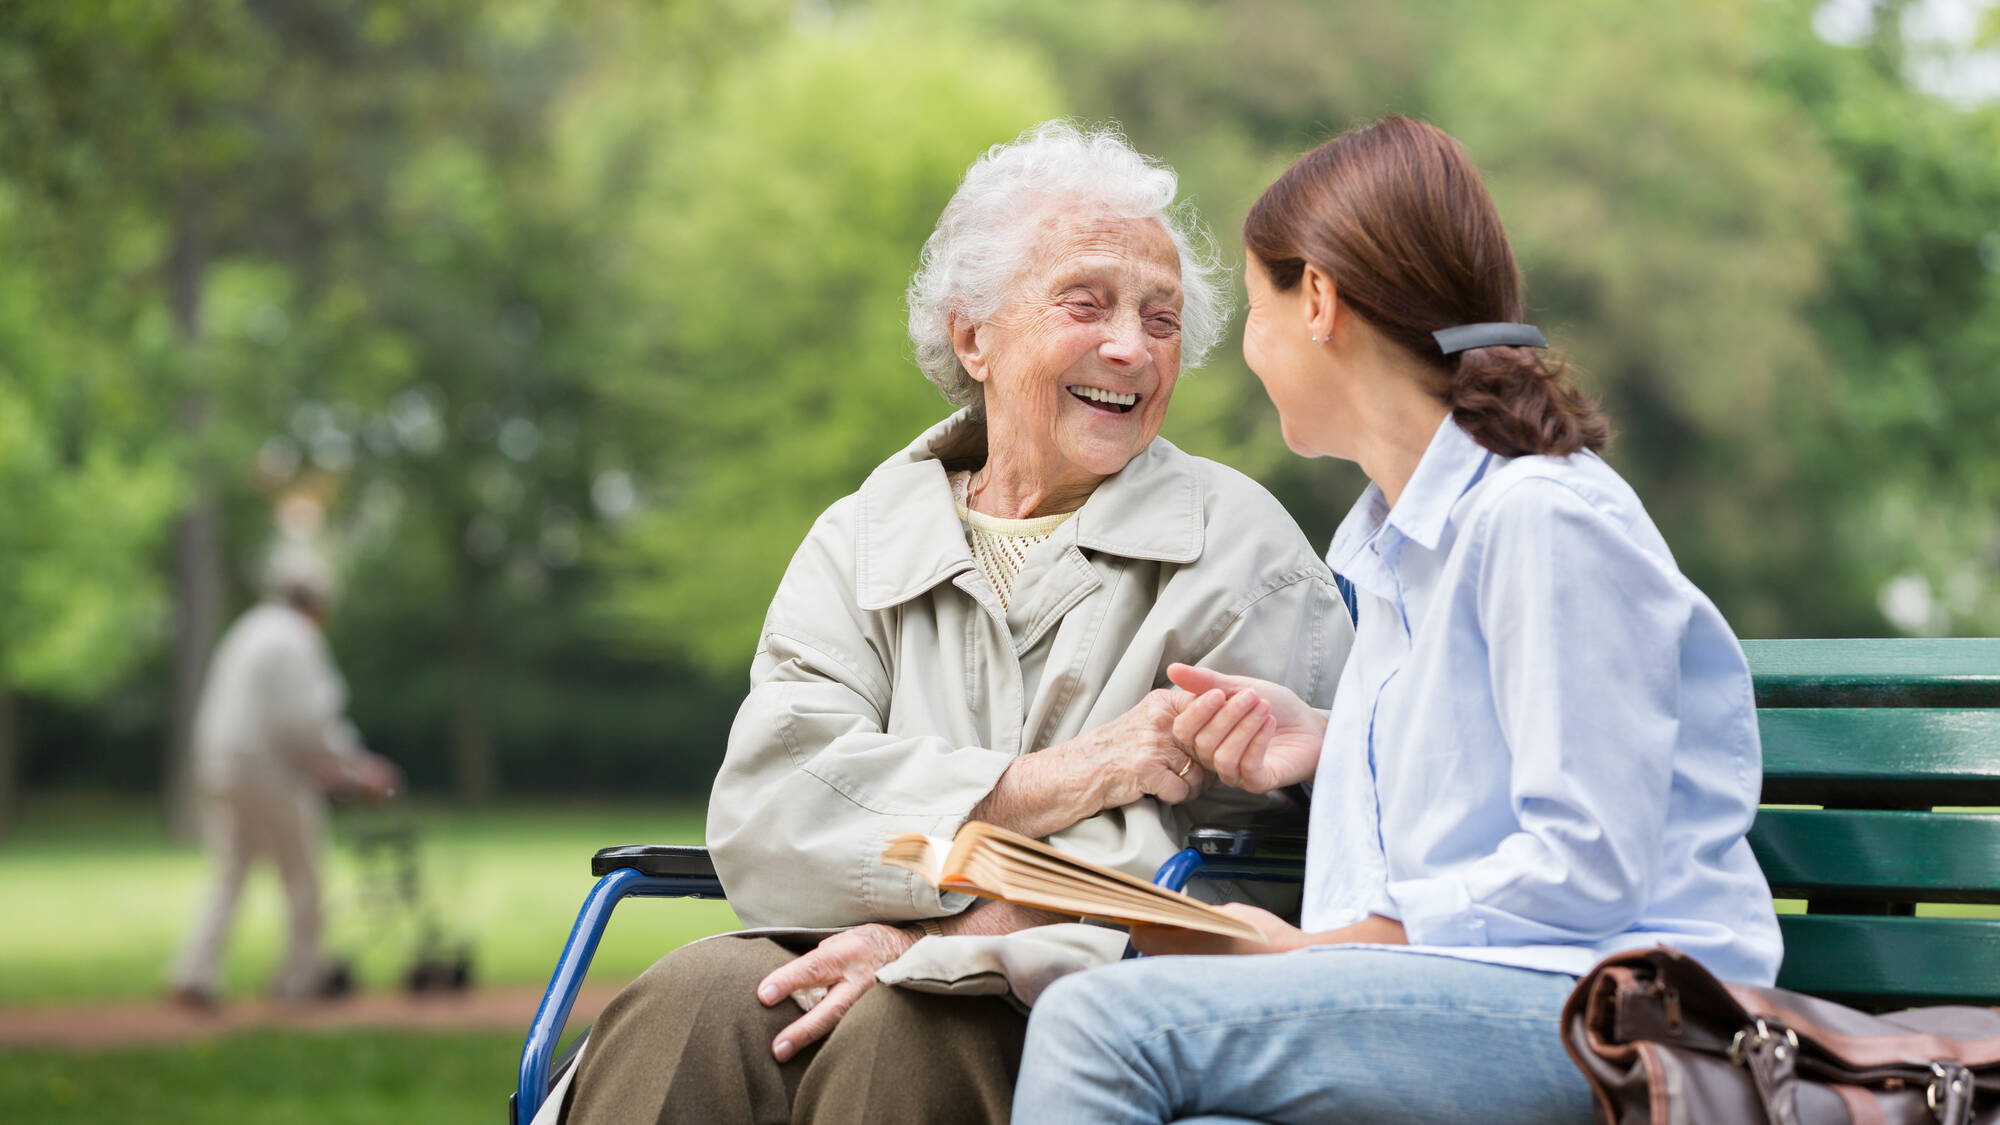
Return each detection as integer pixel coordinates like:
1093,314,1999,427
1758,708,2000,806
1773,914,2000,1008
1749,809,2000,903
1746,638,2000,708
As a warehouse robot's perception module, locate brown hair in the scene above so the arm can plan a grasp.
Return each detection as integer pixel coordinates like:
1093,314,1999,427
1243,116,1607,458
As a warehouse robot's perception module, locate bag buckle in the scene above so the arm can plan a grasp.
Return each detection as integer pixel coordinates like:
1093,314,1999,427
1927,1061,1971,1122
1728,1018,1799,1067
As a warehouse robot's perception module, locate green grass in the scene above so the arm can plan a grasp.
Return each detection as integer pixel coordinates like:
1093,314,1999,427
9,794,1995,1125
1,794,741,1006
7,794,1993,1007
0,1030,519,1125
0,797,747,1123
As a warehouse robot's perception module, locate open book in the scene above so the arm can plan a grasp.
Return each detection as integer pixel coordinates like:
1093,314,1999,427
880,820,1262,940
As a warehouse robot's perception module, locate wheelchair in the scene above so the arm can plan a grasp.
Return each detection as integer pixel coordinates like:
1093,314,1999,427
510,825,1308,1125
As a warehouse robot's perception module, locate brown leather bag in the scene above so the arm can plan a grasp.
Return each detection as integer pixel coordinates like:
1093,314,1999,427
1563,947,2000,1124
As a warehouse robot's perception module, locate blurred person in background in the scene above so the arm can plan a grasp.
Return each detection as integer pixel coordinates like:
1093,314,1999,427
166,544,401,1010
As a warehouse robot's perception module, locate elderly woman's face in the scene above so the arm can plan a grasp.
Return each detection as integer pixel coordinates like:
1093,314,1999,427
970,213,1184,479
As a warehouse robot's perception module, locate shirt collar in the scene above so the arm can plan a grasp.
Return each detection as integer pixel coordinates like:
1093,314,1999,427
855,409,1205,611
1387,414,1494,551
1326,414,1496,577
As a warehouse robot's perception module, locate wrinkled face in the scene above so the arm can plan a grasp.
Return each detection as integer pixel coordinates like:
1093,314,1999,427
969,213,1184,479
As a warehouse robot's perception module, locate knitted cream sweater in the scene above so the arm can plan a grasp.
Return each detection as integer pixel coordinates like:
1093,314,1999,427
948,470,1075,611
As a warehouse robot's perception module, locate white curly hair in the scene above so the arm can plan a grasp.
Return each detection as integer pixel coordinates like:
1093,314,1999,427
905,120,1228,410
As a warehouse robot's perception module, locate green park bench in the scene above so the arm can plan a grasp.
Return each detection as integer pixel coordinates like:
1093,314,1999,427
1742,638,2000,1009
515,636,2000,1122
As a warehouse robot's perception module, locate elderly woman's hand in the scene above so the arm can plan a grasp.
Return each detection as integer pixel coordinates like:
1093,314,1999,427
968,689,1208,841
755,923,919,1062
1069,688,1214,809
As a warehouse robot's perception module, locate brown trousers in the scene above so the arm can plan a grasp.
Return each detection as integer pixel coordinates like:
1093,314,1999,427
563,935,1028,1125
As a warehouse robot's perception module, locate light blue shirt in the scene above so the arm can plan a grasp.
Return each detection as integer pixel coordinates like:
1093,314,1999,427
1301,416,1783,985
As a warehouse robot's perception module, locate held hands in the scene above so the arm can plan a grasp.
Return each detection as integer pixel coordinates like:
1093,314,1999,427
969,688,1211,840
972,665,1319,838
1165,664,1328,793
755,923,918,1062
1066,688,1214,811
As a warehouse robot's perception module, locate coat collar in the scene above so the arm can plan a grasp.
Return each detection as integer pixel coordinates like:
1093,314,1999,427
855,410,1206,611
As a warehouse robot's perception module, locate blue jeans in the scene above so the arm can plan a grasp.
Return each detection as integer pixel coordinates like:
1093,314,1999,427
1010,947,1596,1125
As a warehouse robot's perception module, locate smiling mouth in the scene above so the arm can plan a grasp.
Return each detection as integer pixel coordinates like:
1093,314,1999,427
1066,385,1139,414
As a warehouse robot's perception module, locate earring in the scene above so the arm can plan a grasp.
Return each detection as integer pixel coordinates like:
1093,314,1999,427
1310,334,1326,345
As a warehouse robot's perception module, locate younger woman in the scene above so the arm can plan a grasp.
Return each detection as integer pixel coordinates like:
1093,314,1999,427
1009,116,1781,1125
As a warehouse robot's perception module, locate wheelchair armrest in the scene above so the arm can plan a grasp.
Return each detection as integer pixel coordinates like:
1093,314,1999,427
1184,823,1309,861
1130,828,1311,961
591,844,718,880
518,848,726,1125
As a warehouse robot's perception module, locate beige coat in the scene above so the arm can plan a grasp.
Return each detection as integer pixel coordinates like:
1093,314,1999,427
706,411,1354,999
192,602,366,797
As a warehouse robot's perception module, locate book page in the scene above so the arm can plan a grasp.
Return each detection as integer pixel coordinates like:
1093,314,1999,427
881,822,1263,940
879,833,951,886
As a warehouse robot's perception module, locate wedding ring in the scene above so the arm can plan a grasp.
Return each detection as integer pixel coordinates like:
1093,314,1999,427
1176,758,1194,779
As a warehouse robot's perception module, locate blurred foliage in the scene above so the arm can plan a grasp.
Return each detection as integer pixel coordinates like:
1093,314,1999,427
1761,0,2000,636
0,182,179,699
2,0,1996,800
590,16,1064,669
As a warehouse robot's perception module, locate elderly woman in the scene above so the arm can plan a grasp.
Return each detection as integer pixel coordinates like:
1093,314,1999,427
559,121,1353,1125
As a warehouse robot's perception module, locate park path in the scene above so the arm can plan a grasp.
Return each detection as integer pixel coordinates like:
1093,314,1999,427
0,983,622,1049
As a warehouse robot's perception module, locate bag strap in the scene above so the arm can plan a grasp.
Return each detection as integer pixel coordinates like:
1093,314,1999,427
1733,1018,1803,1125
1930,1062,1975,1125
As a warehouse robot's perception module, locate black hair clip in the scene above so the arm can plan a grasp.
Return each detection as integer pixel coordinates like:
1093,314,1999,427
1433,323,1547,355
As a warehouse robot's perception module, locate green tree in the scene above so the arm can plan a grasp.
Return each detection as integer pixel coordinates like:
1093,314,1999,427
0,0,538,819
590,15,1064,673
1425,0,1848,637
955,0,1850,638
1,0,650,805
0,178,180,832
1760,0,2000,635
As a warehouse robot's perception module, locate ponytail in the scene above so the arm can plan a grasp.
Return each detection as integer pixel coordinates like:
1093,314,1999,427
1444,345,1608,458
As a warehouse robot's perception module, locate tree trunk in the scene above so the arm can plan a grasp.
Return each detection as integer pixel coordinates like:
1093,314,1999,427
0,687,20,837
164,172,222,842
449,535,497,803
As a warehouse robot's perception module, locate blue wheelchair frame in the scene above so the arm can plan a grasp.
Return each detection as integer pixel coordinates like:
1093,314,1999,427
512,829,1305,1125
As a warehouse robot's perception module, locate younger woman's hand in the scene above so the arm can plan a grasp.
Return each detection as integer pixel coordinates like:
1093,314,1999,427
1167,664,1328,792
1131,907,1409,958
1130,903,1305,956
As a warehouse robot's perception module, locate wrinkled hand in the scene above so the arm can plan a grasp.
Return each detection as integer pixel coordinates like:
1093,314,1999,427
1167,664,1328,793
970,688,1212,840
1070,688,1211,811
755,923,916,1061
1130,903,1304,957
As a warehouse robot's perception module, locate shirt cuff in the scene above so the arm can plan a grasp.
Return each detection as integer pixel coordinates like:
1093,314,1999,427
1386,875,1489,947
